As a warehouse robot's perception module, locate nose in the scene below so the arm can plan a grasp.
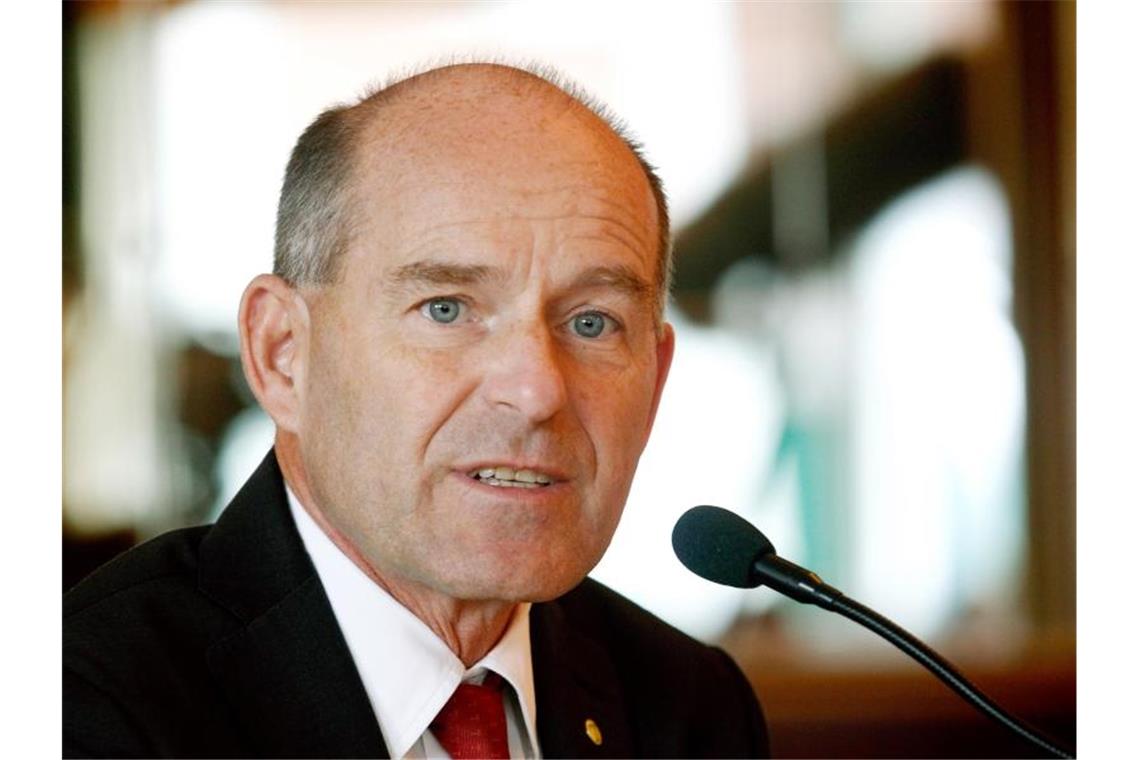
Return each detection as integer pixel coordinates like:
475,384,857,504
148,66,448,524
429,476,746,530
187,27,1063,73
480,319,569,424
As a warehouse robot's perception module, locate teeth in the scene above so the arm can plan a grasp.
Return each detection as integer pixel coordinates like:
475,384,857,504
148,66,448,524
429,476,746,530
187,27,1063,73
483,478,535,488
470,466,554,487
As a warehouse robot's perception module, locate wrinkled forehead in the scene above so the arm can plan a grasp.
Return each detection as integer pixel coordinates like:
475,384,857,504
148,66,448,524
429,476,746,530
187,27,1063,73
367,175,654,254
344,89,659,273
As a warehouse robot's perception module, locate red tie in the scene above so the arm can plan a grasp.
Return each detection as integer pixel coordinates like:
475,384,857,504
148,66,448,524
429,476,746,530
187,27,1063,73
430,672,510,759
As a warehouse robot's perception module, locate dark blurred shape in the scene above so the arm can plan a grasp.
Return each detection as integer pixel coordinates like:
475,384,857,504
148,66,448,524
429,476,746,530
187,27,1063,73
755,657,1074,758
721,611,1075,759
62,1,83,305
1004,0,1075,634
63,525,137,593
177,342,249,444
673,57,966,317
173,341,258,527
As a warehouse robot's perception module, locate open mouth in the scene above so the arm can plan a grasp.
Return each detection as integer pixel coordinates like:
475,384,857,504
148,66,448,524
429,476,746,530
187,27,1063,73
468,466,554,489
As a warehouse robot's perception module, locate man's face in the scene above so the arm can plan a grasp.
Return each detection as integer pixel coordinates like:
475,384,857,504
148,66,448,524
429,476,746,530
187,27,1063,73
293,95,672,603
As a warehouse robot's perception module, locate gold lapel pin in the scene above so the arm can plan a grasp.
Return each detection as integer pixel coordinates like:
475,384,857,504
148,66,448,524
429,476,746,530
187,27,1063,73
584,718,603,746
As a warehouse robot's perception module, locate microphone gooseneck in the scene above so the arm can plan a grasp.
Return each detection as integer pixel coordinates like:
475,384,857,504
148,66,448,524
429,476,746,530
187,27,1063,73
671,505,1074,760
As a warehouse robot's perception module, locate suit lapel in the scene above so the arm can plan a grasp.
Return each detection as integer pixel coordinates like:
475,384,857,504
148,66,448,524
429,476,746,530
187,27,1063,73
531,595,635,758
198,451,388,758
207,575,388,758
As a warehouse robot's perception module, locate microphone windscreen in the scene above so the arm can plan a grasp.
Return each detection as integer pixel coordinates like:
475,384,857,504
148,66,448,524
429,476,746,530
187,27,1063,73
671,505,775,588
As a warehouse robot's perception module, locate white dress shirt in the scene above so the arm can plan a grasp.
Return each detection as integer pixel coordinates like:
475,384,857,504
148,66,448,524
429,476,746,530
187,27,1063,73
286,487,542,759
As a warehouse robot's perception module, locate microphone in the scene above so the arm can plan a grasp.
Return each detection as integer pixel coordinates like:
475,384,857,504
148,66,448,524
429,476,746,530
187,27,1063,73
672,505,1073,759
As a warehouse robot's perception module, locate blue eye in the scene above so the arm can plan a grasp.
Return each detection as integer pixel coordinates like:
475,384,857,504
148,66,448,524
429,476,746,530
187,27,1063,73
571,311,609,338
423,298,462,324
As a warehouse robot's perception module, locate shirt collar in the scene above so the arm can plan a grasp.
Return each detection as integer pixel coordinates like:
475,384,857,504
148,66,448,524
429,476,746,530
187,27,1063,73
286,486,538,758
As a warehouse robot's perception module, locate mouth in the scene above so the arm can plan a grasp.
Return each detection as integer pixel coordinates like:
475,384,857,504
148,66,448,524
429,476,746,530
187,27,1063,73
466,466,556,489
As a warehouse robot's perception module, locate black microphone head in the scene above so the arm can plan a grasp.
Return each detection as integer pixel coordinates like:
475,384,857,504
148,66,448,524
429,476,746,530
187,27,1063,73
672,505,775,588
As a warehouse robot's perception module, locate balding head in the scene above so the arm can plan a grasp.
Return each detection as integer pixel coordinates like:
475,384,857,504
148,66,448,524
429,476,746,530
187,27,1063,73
273,63,672,317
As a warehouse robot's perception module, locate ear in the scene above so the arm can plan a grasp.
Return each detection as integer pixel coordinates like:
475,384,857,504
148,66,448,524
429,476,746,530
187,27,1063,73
642,322,675,444
238,274,310,432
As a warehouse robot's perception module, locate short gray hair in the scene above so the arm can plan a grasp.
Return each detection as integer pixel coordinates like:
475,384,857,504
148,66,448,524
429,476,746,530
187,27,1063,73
272,62,673,310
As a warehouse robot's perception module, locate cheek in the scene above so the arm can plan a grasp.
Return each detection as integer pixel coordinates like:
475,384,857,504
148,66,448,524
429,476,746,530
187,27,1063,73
301,327,415,485
575,363,657,483
385,344,481,450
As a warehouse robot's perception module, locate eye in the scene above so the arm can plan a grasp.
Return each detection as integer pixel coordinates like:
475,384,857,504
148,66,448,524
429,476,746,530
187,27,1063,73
570,311,612,339
421,297,464,324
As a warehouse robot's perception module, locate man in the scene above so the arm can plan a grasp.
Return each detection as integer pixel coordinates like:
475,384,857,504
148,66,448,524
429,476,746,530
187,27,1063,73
64,63,769,758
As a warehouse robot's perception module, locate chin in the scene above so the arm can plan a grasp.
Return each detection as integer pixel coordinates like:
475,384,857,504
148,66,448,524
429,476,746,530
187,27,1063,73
443,555,596,604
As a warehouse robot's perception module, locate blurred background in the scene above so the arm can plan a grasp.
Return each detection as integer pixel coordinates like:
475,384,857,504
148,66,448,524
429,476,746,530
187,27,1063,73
62,1,1074,756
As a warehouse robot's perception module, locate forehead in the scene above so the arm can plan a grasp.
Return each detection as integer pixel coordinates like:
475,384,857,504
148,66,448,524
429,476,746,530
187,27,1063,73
343,95,659,282
380,177,650,253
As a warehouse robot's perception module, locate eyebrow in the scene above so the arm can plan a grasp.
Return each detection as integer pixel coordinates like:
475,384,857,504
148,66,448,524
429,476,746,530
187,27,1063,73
384,261,499,289
568,264,654,304
383,260,653,303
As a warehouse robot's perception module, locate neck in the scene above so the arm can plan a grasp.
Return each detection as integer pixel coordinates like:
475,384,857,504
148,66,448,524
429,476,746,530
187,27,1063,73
274,433,516,666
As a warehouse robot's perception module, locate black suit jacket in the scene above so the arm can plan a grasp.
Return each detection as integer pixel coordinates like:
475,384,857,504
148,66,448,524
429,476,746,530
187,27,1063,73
64,451,769,758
